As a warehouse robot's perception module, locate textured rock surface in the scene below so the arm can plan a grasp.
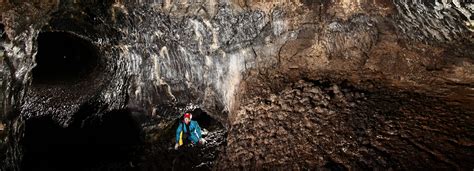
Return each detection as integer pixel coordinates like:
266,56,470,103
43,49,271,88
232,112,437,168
219,75,473,170
0,0,473,170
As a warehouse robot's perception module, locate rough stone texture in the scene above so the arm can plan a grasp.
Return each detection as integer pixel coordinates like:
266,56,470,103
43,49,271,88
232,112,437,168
394,0,474,42
217,0,474,169
0,0,473,170
218,75,473,170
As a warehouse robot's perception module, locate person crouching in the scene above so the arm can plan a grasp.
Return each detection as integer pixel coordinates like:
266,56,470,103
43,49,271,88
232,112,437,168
175,113,206,150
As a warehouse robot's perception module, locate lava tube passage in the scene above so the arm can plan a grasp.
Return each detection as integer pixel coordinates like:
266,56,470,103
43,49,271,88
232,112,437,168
32,32,100,85
1,0,473,170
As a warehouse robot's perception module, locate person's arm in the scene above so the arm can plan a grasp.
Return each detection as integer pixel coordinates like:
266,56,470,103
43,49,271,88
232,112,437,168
192,121,207,144
175,122,182,143
192,121,202,139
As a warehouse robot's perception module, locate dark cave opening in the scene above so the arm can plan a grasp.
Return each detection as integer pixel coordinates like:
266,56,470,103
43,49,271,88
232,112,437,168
32,31,100,85
21,109,143,170
188,108,222,131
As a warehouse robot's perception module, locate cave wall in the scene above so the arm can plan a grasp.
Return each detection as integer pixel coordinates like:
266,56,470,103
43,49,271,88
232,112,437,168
217,0,474,169
0,0,473,170
218,74,474,169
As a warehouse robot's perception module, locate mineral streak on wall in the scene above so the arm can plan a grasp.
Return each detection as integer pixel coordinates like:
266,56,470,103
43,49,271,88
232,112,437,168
0,0,473,170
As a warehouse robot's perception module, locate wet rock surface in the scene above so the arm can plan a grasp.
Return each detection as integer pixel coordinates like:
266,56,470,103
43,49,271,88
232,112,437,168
0,0,473,170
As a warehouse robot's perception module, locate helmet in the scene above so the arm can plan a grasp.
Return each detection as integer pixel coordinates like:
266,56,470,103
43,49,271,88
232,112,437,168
184,113,192,120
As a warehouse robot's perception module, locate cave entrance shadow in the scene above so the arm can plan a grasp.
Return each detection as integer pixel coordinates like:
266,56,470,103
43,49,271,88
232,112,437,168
184,108,221,132
32,31,101,85
29,31,106,103
21,109,143,170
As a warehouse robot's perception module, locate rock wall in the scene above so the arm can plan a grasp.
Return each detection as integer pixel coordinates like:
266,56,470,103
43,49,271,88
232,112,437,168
0,0,473,170
217,1,473,169
219,74,474,169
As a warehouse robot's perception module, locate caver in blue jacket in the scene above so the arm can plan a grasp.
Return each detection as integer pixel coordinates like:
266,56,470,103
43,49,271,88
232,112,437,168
176,120,202,145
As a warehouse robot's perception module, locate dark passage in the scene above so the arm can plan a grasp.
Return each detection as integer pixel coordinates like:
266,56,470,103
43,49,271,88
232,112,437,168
32,32,99,84
22,109,143,170
186,108,221,130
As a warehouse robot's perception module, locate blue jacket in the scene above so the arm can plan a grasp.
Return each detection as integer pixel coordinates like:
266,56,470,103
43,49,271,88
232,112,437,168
176,120,202,144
